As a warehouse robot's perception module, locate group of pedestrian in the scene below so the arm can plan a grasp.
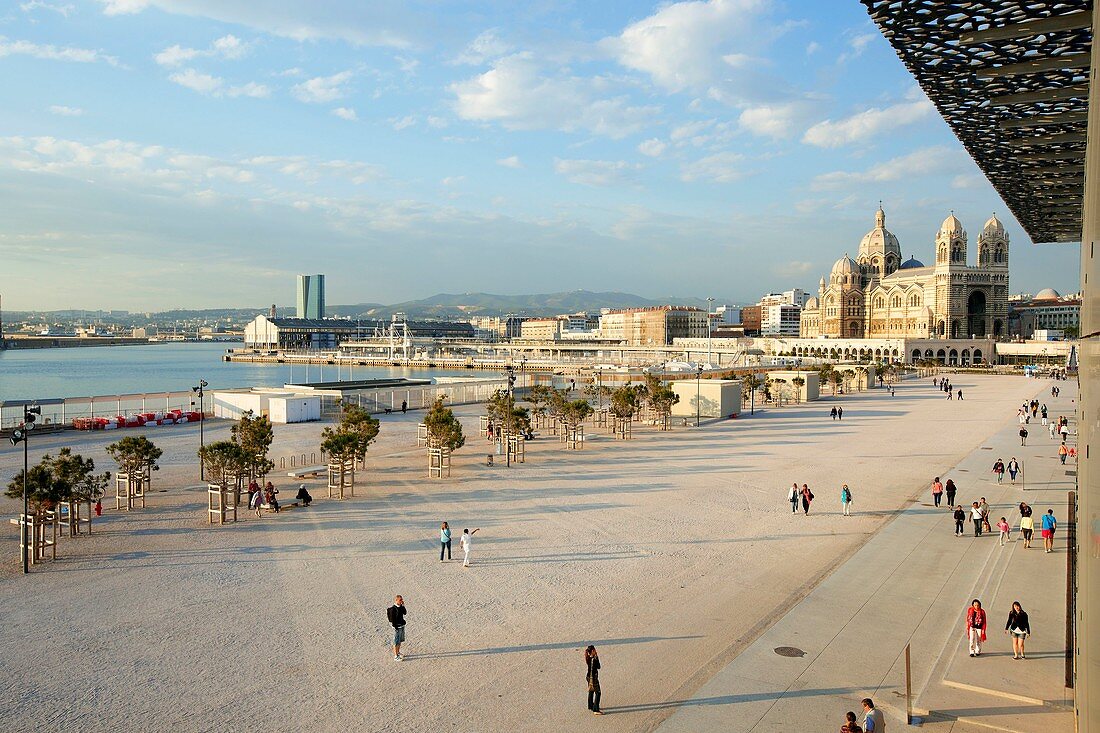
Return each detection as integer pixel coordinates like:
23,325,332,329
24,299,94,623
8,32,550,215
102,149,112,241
990,457,1021,484
439,522,479,566
788,483,815,514
931,476,957,508
248,480,280,515
839,699,884,732
829,406,844,421
934,377,961,400
964,599,1032,659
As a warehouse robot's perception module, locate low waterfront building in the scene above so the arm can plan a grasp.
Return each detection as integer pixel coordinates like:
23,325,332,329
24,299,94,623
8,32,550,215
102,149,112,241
597,306,708,346
1008,288,1080,338
519,318,562,342
243,315,475,351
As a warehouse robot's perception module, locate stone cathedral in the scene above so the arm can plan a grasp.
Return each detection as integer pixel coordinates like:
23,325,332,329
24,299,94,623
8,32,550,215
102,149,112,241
800,206,1010,340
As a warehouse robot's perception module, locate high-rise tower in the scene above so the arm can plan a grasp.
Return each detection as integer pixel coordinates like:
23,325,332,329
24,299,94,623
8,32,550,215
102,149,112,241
296,275,325,319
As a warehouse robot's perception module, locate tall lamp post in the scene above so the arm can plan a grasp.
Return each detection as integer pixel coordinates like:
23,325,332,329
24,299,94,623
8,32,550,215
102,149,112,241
520,357,527,393
695,364,703,427
192,379,208,481
9,404,41,574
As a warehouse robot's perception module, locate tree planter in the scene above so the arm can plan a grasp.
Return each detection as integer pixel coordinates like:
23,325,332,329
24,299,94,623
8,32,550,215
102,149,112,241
207,483,237,525
114,470,149,511
327,460,355,499
428,447,451,478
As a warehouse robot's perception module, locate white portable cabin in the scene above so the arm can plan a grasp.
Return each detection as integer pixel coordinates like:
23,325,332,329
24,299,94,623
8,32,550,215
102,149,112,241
268,395,321,423
212,390,321,424
670,379,741,420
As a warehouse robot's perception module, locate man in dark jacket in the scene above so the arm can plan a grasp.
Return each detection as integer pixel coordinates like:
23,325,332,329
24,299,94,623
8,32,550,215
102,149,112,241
387,595,407,661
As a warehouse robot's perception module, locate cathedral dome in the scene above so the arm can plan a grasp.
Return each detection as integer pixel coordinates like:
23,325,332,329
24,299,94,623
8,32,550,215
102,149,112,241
940,213,964,235
805,296,818,310
831,254,856,276
859,206,901,258
898,255,925,270
1034,288,1061,301
983,214,1004,235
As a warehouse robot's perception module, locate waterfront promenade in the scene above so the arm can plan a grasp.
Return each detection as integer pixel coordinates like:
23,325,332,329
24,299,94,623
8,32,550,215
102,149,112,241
0,375,1072,732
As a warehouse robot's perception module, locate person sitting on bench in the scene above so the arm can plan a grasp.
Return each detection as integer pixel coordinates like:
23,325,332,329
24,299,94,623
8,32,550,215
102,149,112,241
296,484,313,507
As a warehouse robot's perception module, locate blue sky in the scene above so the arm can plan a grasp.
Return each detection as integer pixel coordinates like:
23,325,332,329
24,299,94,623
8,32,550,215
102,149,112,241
0,0,1082,310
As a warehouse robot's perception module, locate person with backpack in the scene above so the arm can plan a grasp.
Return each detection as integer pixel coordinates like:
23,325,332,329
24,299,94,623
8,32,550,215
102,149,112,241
1042,510,1057,553
1059,443,1069,465
841,484,853,516
387,595,407,661
801,484,814,515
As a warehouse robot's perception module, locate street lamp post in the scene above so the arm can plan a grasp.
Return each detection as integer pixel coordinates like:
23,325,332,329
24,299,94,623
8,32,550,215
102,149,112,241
192,379,208,481
696,365,703,427
9,404,40,574
521,357,527,393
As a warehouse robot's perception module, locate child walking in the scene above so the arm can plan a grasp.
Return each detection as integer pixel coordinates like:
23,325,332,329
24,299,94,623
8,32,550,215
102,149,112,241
997,517,1011,546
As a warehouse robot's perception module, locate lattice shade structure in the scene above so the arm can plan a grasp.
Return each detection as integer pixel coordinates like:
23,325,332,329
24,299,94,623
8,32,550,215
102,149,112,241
860,0,1092,243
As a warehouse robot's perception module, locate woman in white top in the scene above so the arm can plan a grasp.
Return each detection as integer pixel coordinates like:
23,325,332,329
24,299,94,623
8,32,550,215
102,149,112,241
460,527,480,567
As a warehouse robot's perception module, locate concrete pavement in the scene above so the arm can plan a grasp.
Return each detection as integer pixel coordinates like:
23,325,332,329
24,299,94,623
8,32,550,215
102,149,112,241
654,379,1077,732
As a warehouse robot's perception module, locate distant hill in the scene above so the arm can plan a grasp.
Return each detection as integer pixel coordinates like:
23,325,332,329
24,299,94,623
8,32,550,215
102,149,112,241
4,291,722,323
329,291,713,318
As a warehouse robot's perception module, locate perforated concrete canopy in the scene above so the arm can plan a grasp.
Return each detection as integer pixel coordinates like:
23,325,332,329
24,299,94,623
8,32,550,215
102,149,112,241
861,0,1092,243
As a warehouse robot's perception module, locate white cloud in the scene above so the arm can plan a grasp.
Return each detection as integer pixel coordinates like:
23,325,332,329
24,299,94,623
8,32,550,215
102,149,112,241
441,175,465,186
679,151,745,183
0,37,120,66
451,54,658,138
811,145,963,190
292,70,354,103
95,0,414,48
739,102,809,139
48,105,83,116
554,158,640,187
805,41,821,55
20,1,74,16
99,0,147,14
951,173,985,190
637,138,667,157
775,260,814,276
168,69,269,98
390,115,416,130
602,0,776,96
453,29,512,65
838,31,877,63
332,107,358,121
802,98,934,148
426,115,448,129
496,155,522,169
168,68,223,94
155,34,249,67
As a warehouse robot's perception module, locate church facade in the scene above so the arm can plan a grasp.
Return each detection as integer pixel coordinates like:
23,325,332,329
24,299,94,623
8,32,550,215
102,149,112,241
800,207,1010,340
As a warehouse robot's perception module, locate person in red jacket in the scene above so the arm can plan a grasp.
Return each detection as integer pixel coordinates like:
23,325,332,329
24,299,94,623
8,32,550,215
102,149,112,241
966,599,987,657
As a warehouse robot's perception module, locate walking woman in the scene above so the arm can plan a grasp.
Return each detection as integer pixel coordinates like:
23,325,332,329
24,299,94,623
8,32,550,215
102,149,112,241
931,477,944,508
945,478,957,508
965,599,988,657
970,502,984,537
841,484,853,516
1007,458,1020,483
584,646,603,715
1020,503,1035,549
1005,601,1031,659
992,458,1005,484
439,521,452,562
801,483,814,515
1059,443,1069,465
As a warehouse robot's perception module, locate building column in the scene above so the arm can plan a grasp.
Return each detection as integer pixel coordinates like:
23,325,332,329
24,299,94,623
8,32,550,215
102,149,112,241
1078,5,1100,730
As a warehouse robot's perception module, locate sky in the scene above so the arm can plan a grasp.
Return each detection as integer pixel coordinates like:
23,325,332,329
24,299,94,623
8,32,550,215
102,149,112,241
0,0,1084,311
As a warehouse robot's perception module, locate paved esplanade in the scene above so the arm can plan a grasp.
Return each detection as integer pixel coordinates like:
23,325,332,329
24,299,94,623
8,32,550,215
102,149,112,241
656,381,1076,733
0,374,1069,732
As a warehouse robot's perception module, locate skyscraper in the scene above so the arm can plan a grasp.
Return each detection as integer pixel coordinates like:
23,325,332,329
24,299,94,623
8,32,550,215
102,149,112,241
296,274,325,319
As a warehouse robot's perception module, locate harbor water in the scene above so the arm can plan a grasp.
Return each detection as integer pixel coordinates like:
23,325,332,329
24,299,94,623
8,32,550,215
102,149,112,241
0,342,479,402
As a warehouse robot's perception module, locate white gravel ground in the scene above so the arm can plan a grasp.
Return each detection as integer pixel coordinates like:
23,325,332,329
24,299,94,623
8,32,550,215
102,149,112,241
0,374,1055,733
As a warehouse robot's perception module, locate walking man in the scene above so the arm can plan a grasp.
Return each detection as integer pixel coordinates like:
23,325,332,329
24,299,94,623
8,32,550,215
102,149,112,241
387,595,407,661
788,483,800,513
1042,509,1057,553
401,400,408,414
1019,427,1028,446
1007,458,1020,484
958,389,963,400
837,406,843,420
460,527,480,567
971,502,984,537
862,698,885,732
830,406,838,421
953,505,966,537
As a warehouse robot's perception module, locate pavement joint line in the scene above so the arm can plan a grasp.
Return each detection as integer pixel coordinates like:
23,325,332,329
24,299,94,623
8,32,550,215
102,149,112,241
923,710,1029,733
940,678,1047,706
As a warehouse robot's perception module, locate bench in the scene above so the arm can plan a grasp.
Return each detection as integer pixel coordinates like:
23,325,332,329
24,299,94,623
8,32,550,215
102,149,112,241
287,466,327,479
